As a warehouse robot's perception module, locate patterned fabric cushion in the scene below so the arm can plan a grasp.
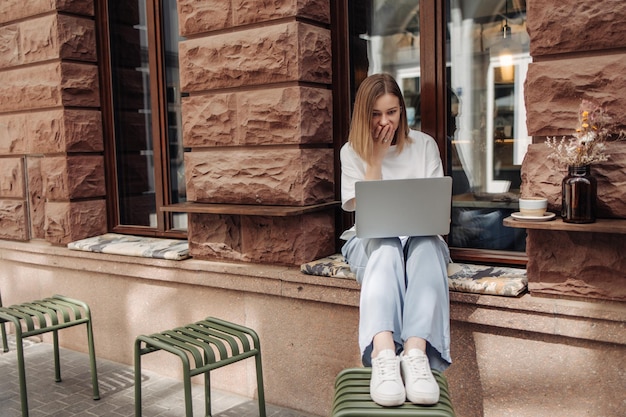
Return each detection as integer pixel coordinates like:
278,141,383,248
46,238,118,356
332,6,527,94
68,233,190,261
301,254,527,297
300,253,356,279
446,262,527,297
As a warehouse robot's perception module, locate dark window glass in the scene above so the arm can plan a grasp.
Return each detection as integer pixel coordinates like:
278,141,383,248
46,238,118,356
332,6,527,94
106,0,186,234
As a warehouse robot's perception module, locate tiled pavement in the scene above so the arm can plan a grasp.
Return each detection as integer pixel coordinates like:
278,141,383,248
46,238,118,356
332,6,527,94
0,335,318,417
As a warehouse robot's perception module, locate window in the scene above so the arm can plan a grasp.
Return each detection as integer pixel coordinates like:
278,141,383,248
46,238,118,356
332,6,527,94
100,0,186,237
346,0,529,264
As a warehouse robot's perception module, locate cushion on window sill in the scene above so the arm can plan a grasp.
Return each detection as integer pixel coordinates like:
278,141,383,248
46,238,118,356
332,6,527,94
68,233,190,260
301,254,527,297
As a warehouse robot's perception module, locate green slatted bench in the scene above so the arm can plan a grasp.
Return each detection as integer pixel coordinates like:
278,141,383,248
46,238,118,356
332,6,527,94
332,367,455,417
0,294,100,417
134,317,266,417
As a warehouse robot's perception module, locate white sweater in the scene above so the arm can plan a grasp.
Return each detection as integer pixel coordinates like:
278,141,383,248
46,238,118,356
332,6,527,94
340,129,444,213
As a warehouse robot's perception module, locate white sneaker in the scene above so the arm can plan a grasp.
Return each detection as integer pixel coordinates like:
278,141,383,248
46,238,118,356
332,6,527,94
400,349,440,405
370,349,406,406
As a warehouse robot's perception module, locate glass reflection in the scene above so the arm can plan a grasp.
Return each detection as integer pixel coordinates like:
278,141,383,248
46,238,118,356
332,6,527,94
350,0,529,252
109,0,156,227
447,0,529,250
108,0,185,230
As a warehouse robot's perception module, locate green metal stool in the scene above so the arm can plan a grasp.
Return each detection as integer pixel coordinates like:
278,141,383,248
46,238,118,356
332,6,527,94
1,291,9,353
134,316,266,417
332,367,455,417
0,294,100,417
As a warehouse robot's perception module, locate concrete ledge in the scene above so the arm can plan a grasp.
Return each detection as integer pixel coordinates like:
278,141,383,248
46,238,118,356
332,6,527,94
0,239,360,307
1,240,622,345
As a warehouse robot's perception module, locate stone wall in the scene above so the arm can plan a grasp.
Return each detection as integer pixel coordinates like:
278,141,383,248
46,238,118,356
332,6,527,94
178,1,335,265
0,0,334,264
521,0,626,300
0,0,106,244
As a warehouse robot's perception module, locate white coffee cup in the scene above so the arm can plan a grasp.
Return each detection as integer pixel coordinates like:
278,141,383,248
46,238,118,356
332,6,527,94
518,197,548,217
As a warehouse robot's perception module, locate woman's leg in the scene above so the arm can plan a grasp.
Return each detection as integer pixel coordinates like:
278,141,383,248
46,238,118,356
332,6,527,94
399,236,451,405
401,235,451,369
343,236,408,406
342,236,406,357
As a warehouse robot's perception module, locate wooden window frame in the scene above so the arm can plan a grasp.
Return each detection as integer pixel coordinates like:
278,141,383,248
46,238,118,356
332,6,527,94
97,0,186,239
333,0,527,266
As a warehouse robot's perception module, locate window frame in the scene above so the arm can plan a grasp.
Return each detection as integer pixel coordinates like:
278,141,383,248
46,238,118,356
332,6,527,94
97,0,186,239
335,0,527,266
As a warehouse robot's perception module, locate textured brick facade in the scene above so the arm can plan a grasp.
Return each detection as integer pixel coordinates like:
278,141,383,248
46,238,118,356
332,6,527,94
522,0,626,300
0,0,104,244
0,0,334,262
178,1,334,265
1,0,625,274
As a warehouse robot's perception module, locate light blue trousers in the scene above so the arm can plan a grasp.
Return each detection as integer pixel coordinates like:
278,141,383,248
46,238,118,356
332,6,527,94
341,235,452,371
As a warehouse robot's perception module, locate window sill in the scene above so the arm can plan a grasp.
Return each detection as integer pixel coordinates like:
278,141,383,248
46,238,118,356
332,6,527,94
503,216,626,234
160,201,340,216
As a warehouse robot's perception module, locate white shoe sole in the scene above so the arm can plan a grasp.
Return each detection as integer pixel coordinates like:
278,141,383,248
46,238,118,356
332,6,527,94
370,391,406,407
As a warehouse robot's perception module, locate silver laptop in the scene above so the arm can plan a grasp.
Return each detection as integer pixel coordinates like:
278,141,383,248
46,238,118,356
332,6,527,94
355,177,452,238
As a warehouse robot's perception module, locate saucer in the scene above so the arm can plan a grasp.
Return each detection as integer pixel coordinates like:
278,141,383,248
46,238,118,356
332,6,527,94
511,212,556,222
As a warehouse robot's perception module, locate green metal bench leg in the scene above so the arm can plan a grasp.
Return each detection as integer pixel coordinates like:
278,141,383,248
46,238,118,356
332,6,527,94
135,336,195,417
205,370,212,416
85,318,100,400
11,323,30,417
134,338,143,417
0,291,7,353
1,320,7,353
255,348,267,417
53,330,61,382
182,363,193,417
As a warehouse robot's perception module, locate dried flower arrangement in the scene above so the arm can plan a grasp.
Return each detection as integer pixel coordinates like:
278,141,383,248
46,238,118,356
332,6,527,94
546,99,624,167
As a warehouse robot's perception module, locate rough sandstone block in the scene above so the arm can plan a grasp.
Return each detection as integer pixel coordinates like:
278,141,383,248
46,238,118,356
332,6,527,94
0,157,24,198
60,62,100,106
521,143,626,219
183,87,332,147
0,200,28,241
0,110,102,154
188,210,335,265
44,200,107,245
27,156,45,239
239,87,332,145
57,14,97,62
183,93,238,147
525,55,626,137
0,0,94,25
178,0,330,37
0,115,26,155
178,0,232,36
56,0,95,17
0,24,20,68
0,14,95,69
527,0,626,56
239,212,335,265
233,0,330,26
180,21,331,92
40,155,106,200
185,148,334,205
0,62,99,112
526,229,626,302
0,110,102,155
0,0,54,24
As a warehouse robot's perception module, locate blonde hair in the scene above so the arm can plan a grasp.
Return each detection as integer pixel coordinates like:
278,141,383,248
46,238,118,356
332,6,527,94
348,73,411,163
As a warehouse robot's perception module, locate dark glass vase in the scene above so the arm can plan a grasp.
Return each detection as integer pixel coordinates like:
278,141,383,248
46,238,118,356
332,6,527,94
561,165,597,223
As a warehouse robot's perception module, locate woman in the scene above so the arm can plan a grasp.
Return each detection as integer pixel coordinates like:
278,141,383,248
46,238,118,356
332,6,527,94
340,73,451,407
